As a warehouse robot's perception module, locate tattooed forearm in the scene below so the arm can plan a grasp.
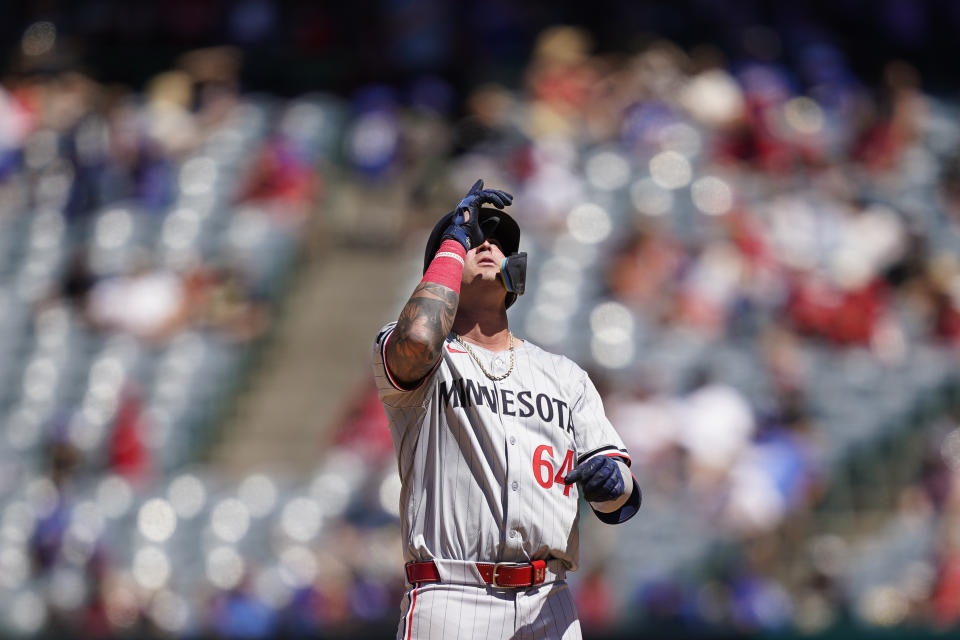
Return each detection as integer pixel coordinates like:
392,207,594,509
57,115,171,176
386,282,459,386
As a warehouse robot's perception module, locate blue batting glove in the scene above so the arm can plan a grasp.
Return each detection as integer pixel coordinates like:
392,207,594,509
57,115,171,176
563,456,625,503
441,179,513,251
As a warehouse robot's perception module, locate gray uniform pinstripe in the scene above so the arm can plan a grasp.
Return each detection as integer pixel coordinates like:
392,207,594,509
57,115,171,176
373,323,632,640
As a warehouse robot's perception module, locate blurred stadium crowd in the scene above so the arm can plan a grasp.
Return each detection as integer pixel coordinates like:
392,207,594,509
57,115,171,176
3,5,960,640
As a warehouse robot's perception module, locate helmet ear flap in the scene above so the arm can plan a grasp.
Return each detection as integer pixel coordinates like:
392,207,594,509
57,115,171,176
499,253,527,295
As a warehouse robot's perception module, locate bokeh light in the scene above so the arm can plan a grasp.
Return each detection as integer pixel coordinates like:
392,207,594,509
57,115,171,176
857,586,908,627
0,547,29,589
524,302,571,347
254,566,293,609
104,576,140,629
941,428,960,468
178,156,217,196
589,301,634,343
67,411,108,452
6,408,43,451
210,498,251,543
63,501,105,565
26,477,58,519
8,591,46,635
97,475,133,519
238,473,278,518
22,357,57,404
591,336,634,369
784,97,824,135
2,501,34,544
567,203,612,244
657,122,702,157
690,176,733,216
584,150,631,191
280,496,322,542
589,302,636,369
49,567,87,611
630,177,674,216
309,472,350,517
680,69,745,126
162,207,201,251
24,130,58,170
649,150,692,189
137,498,178,543
205,546,245,590
94,207,133,250
132,547,171,590
21,22,56,56
278,545,317,588
149,589,191,634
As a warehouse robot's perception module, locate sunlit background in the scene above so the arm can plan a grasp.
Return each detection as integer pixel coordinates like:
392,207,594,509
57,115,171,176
1,1,960,639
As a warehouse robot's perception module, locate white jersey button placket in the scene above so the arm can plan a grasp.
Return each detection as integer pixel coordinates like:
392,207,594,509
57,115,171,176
498,378,523,555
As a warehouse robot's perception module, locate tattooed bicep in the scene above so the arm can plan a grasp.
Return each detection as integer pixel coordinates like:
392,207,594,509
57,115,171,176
385,282,458,386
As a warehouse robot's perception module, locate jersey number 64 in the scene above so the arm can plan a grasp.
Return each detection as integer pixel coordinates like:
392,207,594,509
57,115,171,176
532,445,576,496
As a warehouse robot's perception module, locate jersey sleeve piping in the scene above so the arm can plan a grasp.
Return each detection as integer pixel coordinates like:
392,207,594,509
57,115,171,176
577,445,631,467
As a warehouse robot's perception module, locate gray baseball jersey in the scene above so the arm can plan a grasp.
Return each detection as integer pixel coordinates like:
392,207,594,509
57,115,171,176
372,322,632,573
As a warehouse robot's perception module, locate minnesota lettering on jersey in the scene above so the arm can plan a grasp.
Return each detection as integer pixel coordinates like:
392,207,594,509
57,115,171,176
439,377,575,434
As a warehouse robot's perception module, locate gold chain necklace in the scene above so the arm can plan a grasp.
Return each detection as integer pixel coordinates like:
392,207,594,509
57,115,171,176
455,332,515,381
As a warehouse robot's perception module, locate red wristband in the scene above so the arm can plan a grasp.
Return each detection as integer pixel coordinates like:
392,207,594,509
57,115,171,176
422,239,466,294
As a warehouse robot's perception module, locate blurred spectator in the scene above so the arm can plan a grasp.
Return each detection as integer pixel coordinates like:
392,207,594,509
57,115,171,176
606,224,684,314
678,371,755,487
237,136,318,223
186,262,272,344
87,253,186,341
207,578,278,639
574,567,618,631
107,386,152,483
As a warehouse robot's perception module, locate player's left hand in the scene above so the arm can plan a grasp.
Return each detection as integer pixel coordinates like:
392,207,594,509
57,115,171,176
563,456,624,502
441,179,513,251
457,178,513,216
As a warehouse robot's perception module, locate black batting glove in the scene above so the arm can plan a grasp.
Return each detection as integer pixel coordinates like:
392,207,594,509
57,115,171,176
441,179,513,251
563,456,625,503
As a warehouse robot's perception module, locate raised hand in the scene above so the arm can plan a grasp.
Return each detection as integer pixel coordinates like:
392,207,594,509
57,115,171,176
442,179,513,251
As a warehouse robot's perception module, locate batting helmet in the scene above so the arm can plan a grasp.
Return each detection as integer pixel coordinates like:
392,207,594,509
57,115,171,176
423,207,525,309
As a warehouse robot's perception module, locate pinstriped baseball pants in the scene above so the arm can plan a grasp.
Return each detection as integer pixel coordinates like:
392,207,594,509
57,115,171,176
397,581,582,640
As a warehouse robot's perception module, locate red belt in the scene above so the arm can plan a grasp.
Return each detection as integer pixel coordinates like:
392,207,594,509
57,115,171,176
405,560,548,588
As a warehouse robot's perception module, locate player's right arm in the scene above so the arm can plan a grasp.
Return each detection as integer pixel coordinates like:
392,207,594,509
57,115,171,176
385,179,512,388
386,281,459,387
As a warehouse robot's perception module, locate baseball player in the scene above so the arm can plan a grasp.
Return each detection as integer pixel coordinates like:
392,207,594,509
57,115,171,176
372,180,641,639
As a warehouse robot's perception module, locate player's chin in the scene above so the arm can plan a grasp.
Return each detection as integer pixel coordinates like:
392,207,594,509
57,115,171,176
465,269,501,284
472,263,500,277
